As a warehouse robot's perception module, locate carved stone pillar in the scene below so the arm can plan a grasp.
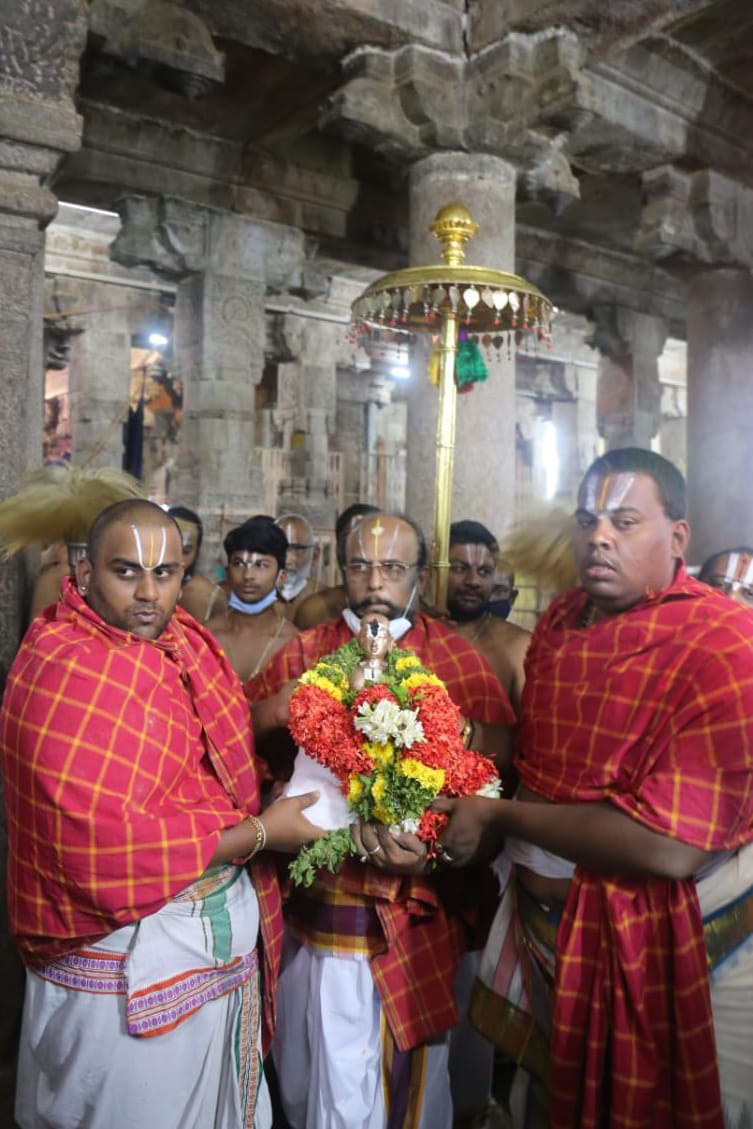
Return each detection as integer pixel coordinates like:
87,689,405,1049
112,197,311,522
269,316,341,527
170,268,264,513
407,152,517,541
0,0,87,1108
686,268,753,565
589,306,665,450
637,165,753,563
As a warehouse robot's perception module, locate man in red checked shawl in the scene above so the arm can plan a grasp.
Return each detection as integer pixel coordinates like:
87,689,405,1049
437,448,753,1129
1,499,324,1129
246,511,514,1129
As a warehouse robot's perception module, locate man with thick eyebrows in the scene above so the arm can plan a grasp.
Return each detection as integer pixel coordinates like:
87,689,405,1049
2,498,324,1129
246,510,514,1129
437,448,753,1129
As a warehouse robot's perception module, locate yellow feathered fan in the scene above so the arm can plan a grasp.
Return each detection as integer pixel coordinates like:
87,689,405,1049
499,503,578,594
0,465,145,559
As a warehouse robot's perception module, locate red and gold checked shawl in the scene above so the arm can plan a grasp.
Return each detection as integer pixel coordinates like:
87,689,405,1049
246,613,514,1050
1,578,283,1052
517,565,753,1129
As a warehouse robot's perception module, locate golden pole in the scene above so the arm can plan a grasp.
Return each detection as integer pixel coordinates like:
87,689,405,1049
431,310,458,612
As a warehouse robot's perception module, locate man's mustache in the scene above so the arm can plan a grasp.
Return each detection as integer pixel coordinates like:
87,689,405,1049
351,596,401,617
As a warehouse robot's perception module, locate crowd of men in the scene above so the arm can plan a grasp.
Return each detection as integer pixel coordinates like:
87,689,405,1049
2,447,752,1129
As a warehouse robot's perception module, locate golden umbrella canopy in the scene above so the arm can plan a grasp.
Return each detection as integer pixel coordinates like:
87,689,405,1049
350,202,554,611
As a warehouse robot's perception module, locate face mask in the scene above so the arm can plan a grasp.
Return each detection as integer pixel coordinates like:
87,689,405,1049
280,572,309,601
487,597,512,620
229,589,278,616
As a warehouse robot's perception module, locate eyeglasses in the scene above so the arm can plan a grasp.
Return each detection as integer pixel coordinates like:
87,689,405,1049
287,542,313,552
344,559,419,580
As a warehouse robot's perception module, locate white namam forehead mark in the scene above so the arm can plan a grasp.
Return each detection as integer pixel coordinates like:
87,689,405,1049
720,551,753,586
230,551,268,566
356,518,400,561
130,524,168,570
581,472,636,515
461,543,492,567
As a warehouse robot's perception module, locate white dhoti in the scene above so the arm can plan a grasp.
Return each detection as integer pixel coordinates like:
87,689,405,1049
16,864,271,1129
272,933,452,1129
700,843,753,1129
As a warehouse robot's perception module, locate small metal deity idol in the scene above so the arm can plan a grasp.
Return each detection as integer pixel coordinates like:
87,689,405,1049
349,614,392,690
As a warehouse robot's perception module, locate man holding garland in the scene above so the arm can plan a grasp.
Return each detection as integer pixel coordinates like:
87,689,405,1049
2,499,323,1129
246,510,514,1129
436,448,753,1129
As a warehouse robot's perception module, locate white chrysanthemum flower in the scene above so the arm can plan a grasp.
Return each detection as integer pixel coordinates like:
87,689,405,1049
355,699,424,748
396,818,419,835
476,778,502,798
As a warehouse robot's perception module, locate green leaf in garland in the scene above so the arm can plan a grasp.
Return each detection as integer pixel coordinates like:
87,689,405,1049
288,827,359,887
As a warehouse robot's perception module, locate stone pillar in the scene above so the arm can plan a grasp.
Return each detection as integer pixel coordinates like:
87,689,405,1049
170,268,264,513
589,306,665,450
407,152,517,541
61,279,135,468
686,268,753,565
637,165,753,563
0,0,87,1113
112,198,314,529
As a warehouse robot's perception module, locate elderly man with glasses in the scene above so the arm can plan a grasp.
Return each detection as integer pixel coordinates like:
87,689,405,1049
246,511,514,1129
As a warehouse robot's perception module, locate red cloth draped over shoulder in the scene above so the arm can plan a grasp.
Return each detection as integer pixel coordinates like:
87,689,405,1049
517,565,753,1129
246,613,513,1049
2,577,282,1051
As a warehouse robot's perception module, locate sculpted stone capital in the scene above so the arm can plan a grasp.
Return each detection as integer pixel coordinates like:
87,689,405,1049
111,195,308,289
0,0,86,222
89,0,224,99
586,304,667,363
320,29,587,173
637,165,753,270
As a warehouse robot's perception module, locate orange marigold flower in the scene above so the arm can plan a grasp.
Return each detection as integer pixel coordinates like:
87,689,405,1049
444,749,498,795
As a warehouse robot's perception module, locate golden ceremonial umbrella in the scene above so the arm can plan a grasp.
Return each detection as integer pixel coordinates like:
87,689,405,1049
350,202,554,611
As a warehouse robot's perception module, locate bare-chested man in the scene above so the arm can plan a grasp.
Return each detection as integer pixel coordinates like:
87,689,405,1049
207,515,297,683
444,520,531,716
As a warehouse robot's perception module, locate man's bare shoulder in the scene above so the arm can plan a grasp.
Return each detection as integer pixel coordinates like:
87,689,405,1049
294,584,345,629
486,617,531,644
205,609,229,640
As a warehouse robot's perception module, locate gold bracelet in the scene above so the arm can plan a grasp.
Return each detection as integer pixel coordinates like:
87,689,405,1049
240,814,266,863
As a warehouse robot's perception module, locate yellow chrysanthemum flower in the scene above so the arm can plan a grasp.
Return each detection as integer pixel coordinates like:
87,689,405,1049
362,740,396,769
373,802,396,825
395,655,421,672
398,758,445,793
401,672,446,692
348,776,365,803
371,772,388,803
306,674,345,701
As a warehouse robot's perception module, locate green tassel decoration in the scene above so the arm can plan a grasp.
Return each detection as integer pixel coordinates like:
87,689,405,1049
455,339,488,390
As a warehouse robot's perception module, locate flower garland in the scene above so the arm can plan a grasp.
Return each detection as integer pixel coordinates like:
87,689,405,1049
287,636,500,885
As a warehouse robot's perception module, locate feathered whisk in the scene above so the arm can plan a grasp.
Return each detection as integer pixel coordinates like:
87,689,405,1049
499,504,578,594
0,465,145,560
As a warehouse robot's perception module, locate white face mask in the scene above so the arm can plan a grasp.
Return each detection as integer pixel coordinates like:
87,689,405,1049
342,607,413,642
280,571,310,601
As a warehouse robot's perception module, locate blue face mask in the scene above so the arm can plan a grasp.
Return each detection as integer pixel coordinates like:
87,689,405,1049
487,598,512,620
228,589,278,616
